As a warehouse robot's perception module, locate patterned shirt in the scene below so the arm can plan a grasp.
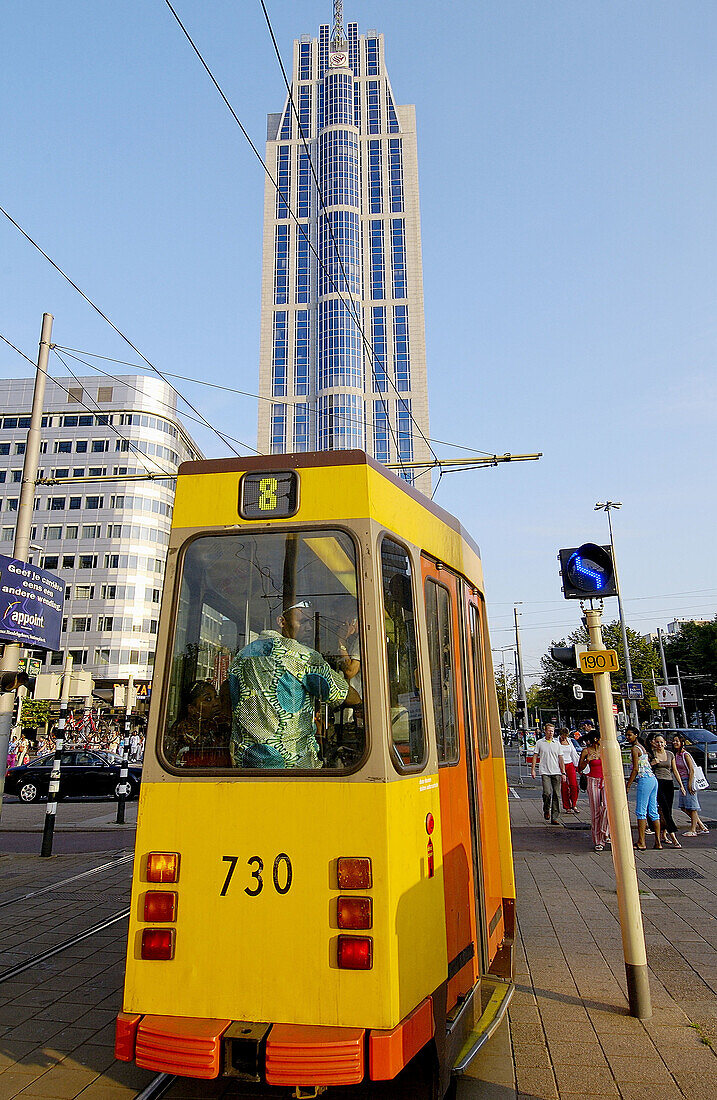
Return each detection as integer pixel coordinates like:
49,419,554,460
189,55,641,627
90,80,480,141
228,630,349,769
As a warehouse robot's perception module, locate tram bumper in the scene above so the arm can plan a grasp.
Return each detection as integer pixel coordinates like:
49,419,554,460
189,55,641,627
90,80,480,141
115,998,434,1086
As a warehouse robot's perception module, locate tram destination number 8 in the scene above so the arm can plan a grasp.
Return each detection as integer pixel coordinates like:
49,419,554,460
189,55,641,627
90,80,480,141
239,471,299,520
220,853,293,897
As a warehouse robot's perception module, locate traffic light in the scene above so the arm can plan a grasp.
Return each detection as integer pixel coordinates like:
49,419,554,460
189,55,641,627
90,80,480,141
550,644,588,668
558,543,618,600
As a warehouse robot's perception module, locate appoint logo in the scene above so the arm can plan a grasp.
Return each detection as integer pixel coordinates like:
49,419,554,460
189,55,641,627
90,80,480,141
11,610,45,629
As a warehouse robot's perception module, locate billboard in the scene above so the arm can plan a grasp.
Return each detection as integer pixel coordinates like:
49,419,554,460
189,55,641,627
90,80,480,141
0,555,64,650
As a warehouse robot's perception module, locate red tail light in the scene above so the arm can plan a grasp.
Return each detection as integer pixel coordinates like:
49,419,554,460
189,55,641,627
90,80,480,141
337,857,372,890
146,852,180,883
337,897,373,930
143,891,178,922
337,935,373,970
427,838,434,878
141,928,175,960
115,1013,141,1061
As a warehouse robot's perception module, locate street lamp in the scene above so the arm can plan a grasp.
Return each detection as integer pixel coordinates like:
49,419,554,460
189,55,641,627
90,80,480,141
594,501,639,727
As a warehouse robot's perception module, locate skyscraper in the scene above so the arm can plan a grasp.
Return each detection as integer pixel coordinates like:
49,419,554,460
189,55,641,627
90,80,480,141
257,4,431,489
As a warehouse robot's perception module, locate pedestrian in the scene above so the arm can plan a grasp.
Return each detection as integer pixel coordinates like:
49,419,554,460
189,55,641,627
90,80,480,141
625,726,662,851
650,733,685,847
578,730,610,851
557,727,579,813
672,733,709,836
531,722,564,825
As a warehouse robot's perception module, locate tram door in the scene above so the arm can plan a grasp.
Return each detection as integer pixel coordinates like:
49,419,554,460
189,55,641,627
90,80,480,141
422,559,485,1010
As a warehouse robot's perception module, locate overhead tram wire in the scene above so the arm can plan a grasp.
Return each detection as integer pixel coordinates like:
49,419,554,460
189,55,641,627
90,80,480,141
162,0,412,480
256,0,439,476
0,204,243,460
54,345,542,475
54,345,260,457
1,329,169,482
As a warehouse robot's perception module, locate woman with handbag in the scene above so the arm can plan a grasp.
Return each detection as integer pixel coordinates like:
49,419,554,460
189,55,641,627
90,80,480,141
672,734,709,836
578,731,610,851
649,734,685,847
557,727,580,813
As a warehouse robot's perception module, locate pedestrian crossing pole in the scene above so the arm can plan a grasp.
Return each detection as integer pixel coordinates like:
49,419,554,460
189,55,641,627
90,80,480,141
116,674,133,825
585,606,652,1019
40,654,73,858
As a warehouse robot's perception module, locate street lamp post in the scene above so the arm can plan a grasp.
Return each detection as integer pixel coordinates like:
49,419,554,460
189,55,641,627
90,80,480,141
595,501,639,728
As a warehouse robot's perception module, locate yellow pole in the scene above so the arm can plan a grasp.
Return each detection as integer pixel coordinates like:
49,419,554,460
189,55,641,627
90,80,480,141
585,607,651,1018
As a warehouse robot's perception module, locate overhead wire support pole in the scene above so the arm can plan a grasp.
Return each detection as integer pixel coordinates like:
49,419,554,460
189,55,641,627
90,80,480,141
514,606,529,736
0,313,53,820
583,603,651,1019
116,674,134,825
595,502,639,728
41,653,73,857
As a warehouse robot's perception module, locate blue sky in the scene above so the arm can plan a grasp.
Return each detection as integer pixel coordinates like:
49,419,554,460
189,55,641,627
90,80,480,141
2,1,716,687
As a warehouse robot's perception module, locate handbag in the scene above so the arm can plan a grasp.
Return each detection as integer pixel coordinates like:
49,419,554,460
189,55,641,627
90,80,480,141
692,764,709,791
579,772,587,791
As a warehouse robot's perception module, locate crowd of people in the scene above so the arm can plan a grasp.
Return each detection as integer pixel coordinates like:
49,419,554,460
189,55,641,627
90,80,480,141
528,720,709,852
5,722,146,768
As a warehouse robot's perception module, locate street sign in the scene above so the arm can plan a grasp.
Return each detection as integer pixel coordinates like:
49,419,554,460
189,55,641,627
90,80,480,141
656,684,679,707
579,649,619,674
612,704,619,715
572,684,584,700
626,681,644,700
19,656,42,678
0,555,64,650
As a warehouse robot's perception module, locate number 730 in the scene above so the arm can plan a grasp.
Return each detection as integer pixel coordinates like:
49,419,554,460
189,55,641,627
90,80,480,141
220,853,293,897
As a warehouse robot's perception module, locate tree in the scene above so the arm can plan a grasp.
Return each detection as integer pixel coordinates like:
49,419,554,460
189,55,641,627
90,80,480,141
493,670,517,725
663,618,717,719
538,621,660,722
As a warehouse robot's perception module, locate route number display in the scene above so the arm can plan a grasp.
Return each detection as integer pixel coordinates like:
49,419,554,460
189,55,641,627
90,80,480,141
239,471,299,520
579,649,619,674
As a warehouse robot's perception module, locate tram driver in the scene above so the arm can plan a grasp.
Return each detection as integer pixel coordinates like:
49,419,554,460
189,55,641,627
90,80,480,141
227,600,362,769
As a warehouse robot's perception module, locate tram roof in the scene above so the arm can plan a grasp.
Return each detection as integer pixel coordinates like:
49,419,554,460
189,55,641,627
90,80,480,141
176,449,482,566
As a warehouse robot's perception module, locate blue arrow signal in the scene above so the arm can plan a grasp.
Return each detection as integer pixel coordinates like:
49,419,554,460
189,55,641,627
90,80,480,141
571,554,607,590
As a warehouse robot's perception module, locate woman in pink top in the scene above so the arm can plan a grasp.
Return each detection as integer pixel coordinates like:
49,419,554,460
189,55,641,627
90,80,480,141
578,731,610,851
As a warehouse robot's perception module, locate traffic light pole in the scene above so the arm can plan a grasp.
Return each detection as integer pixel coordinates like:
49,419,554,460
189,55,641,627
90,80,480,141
585,606,651,1019
40,653,72,858
0,313,53,819
514,606,529,734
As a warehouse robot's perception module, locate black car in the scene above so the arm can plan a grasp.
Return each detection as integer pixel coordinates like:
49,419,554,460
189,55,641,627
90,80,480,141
5,750,142,803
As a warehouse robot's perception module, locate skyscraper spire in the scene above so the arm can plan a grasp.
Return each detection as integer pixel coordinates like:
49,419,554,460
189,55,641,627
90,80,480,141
331,0,346,49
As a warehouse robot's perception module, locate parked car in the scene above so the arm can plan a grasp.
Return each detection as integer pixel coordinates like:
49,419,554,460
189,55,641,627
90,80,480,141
4,749,142,803
679,729,717,771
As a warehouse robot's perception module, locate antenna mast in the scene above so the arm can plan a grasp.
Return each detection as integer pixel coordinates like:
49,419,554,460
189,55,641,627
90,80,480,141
331,0,347,48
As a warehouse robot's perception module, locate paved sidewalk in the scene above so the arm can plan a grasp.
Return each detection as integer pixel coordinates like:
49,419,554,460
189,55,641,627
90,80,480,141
464,778,717,1100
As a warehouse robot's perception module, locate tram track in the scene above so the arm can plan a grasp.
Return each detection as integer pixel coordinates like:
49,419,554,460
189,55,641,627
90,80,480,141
0,905,130,984
133,1073,178,1099
0,851,133,910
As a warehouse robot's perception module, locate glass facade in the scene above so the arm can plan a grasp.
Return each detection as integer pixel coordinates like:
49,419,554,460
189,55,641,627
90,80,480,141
296,228,310,303
391,219,407,299
272,312,288,397
319,130,359,207
371,307,388,392
295,310,310,395
294,402,310,451
318,394,364,450
389,139,404,213
370,220,385,300
318,300,362,390
367,80,381,133
274,225,289,304
393,305,410,391
276,145,291,218
319,210,361,297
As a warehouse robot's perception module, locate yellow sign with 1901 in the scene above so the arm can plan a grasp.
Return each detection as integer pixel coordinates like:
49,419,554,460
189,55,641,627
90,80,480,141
579,649,619,674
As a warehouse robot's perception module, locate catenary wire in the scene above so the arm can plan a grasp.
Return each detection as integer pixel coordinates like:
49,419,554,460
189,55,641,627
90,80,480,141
0,204,243,459
162,1,415,480
256,0,438,474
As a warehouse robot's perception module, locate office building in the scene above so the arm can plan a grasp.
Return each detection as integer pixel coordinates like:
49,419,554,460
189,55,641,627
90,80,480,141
257,5,431,490
0,374,202,692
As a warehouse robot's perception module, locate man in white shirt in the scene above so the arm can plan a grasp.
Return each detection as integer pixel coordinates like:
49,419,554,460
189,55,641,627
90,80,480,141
531,722,565,824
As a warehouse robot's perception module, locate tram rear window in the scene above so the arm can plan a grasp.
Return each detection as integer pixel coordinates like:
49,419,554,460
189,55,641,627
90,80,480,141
381,539,424,769
161,530,365,773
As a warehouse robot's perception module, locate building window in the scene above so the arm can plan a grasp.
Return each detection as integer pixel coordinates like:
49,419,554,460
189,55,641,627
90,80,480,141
370,220,385,300
68,387,83,403
317,299,363,390
367,37,379,75
368,141,382,214
97,616,113,631
295,310,310,395
270,404,286,454
53,468,69,479
1,527,13,542
299,40,312,80
75,440,88,453
11,470,22,483
318,209,361,296
373,400,390,464
79,554,98,569
0,444,9,455
75,584,94,599
296,227,310,303
396,399,414,466
386,89,400,133
101,585,116,599
14,442,26,455
393,305,411,391
391,219,407,299
371,307,388,392
97,386,113,402
94,648,111,664
49,497,65,511
279,102,292,140
43,555,60,569
276,145,291,218
71,616,91,632
54,441,72,454
274,224,289,305
389,139,404,212
91,439,108,453
298,84,312,137
318,129,359,208
62,555,75,568
44,526,62,540
69,497,82,510
68,649,88,665
65,525,78,539
272,311,288,397
348,21,360,75
367,80,381,133
85,496,103,509
297,151,311,218
325,71,353,127
318,394,364,451
294,403,310,452
82,524,100,538
7,499,18,512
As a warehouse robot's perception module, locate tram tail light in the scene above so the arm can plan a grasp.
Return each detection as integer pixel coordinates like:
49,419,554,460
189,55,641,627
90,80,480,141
338,896,372,929
115,1013,140,1061
141,928,176,960
337,935,373,970
146,852,180,883
337,857,372,890
143,891,178,922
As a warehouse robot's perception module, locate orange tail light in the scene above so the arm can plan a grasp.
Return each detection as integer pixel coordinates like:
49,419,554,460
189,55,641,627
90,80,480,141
337,896,373,929
143,891,178,922
337,857,372,889
146,852,180,883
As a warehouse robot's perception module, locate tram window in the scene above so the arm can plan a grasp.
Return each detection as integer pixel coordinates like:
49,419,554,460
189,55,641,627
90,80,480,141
161,530,365,773
380,538,424,768
469,602,490,760
425,580,458,765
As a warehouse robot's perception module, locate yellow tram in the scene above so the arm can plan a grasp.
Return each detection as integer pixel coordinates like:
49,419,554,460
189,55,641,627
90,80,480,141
115,451,515,1097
